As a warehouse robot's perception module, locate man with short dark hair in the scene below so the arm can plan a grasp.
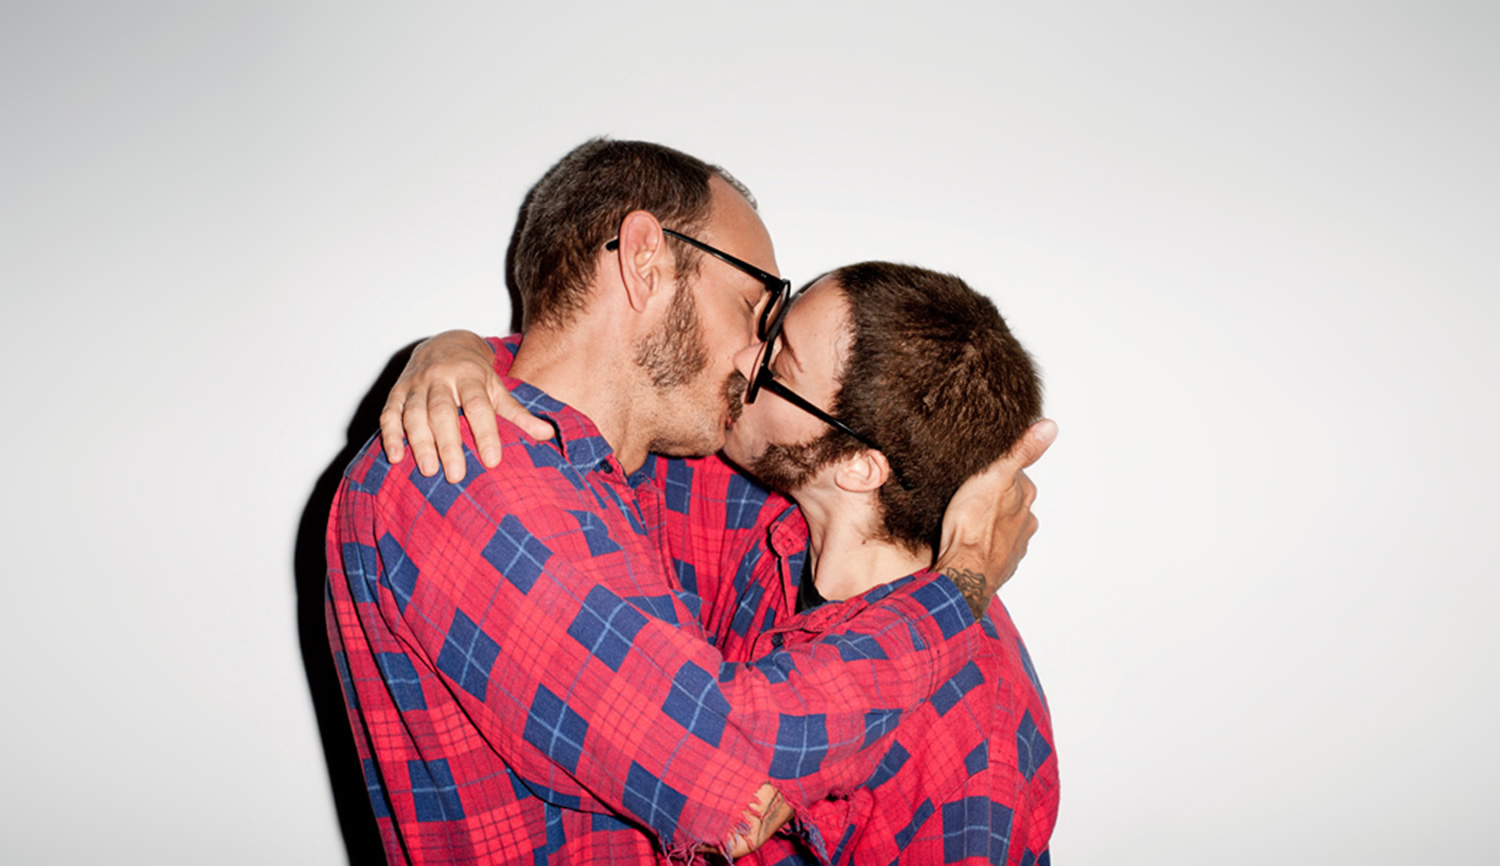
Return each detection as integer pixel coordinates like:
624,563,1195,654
511,138,763,333
724,261,1043,587
328,138,1051,862
703,263,1058,862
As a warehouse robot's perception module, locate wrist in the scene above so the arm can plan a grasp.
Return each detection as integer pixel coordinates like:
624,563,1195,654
939,565,991,622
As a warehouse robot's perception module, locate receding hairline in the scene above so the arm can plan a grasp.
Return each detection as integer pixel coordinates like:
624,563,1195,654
709,165,757,211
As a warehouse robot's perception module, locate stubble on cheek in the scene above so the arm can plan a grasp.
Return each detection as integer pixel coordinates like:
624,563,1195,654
725,371,746,423
634,278,707,389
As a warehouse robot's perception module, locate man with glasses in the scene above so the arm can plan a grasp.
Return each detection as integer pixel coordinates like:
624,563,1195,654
328,138,1054,863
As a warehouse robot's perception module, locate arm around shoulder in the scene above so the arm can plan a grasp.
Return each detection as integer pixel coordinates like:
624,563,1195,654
379,330,553,482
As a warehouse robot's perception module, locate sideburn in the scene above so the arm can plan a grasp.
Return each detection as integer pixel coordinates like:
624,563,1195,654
633,276,708,389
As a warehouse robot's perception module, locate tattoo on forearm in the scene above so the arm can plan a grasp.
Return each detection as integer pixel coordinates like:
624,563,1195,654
943,567,989,621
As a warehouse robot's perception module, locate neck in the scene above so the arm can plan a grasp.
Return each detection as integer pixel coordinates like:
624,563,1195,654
793,486,931,601
510,315,657,473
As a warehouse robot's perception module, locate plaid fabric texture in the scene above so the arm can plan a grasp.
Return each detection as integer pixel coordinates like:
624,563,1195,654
674,449,1060,865
324,339,992,863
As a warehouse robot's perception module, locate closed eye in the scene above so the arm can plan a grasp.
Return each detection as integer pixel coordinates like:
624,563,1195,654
769,337,787,375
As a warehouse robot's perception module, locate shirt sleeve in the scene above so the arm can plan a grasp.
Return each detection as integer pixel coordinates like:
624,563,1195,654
799,732,1047,866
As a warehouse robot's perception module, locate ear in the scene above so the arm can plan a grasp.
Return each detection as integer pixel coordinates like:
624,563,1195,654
614,210,670,314
832,448,891,494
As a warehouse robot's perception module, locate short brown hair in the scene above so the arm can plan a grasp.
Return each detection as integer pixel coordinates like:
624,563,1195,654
819,263,1043,553
511,138,752,329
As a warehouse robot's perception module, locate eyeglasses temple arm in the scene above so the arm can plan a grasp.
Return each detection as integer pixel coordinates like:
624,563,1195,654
757,378,882,451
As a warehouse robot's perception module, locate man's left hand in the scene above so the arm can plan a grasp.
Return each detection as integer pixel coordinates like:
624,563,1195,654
935,419,1057,620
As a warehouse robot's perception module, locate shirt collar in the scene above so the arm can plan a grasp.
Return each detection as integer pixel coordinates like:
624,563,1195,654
503,376,618,475
767,507,810,560
771,571,927,634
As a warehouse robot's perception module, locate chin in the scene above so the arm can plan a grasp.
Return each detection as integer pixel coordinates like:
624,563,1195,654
720,422,769,467
650,425,727,459
719,437,746,466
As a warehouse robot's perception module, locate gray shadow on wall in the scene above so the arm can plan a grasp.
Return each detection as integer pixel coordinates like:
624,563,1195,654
293,197,529,861
294,342,413,864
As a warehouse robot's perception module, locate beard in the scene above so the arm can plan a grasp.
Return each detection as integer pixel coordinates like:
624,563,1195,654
637,276,748,457
634,274,707,389
746,430,841,494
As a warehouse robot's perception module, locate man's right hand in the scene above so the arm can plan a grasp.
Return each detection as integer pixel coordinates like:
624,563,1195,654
935,419,1058,621
379,330,552,483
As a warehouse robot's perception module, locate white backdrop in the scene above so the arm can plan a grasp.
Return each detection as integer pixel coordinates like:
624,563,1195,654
4,2,1496,863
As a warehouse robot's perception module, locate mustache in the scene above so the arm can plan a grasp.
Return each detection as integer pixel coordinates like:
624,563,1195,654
725,371,747,422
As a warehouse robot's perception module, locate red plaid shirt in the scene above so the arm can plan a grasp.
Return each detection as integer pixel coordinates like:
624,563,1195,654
667,441,1060,865
682,490,1061,865
324,339,991,863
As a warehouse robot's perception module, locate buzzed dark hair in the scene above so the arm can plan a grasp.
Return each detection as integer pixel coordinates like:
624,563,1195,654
822,262,1043,553
512,138,754,329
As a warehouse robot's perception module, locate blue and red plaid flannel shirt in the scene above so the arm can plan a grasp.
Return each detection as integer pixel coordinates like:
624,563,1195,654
679,492,1060,865
324,338,992,863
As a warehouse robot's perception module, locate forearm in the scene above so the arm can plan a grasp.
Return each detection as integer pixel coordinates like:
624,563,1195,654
938,564,993,621
433,569,976,844
712,572,982,801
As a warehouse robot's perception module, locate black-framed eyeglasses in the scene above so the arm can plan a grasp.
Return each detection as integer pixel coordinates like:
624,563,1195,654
745,295,882,451
606,229,790,340
745,302,912,489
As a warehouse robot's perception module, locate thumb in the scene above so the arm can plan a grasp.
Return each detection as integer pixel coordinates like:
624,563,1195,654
1008,419,1058,470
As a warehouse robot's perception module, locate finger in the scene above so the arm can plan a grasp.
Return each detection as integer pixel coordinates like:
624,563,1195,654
949,455,1014,508
380,387,411,465
453,378,501,468
1008,418,1059,470
1016,469,1037,511
1014,512,1039,562
401,391,441,477
999,527,1034,591
495,384,554,445
727,833,752,859
425,389,469,484
492,373,558,444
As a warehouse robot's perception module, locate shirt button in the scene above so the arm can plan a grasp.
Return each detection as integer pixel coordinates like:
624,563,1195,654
770,633,783,648
599,460,613,473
